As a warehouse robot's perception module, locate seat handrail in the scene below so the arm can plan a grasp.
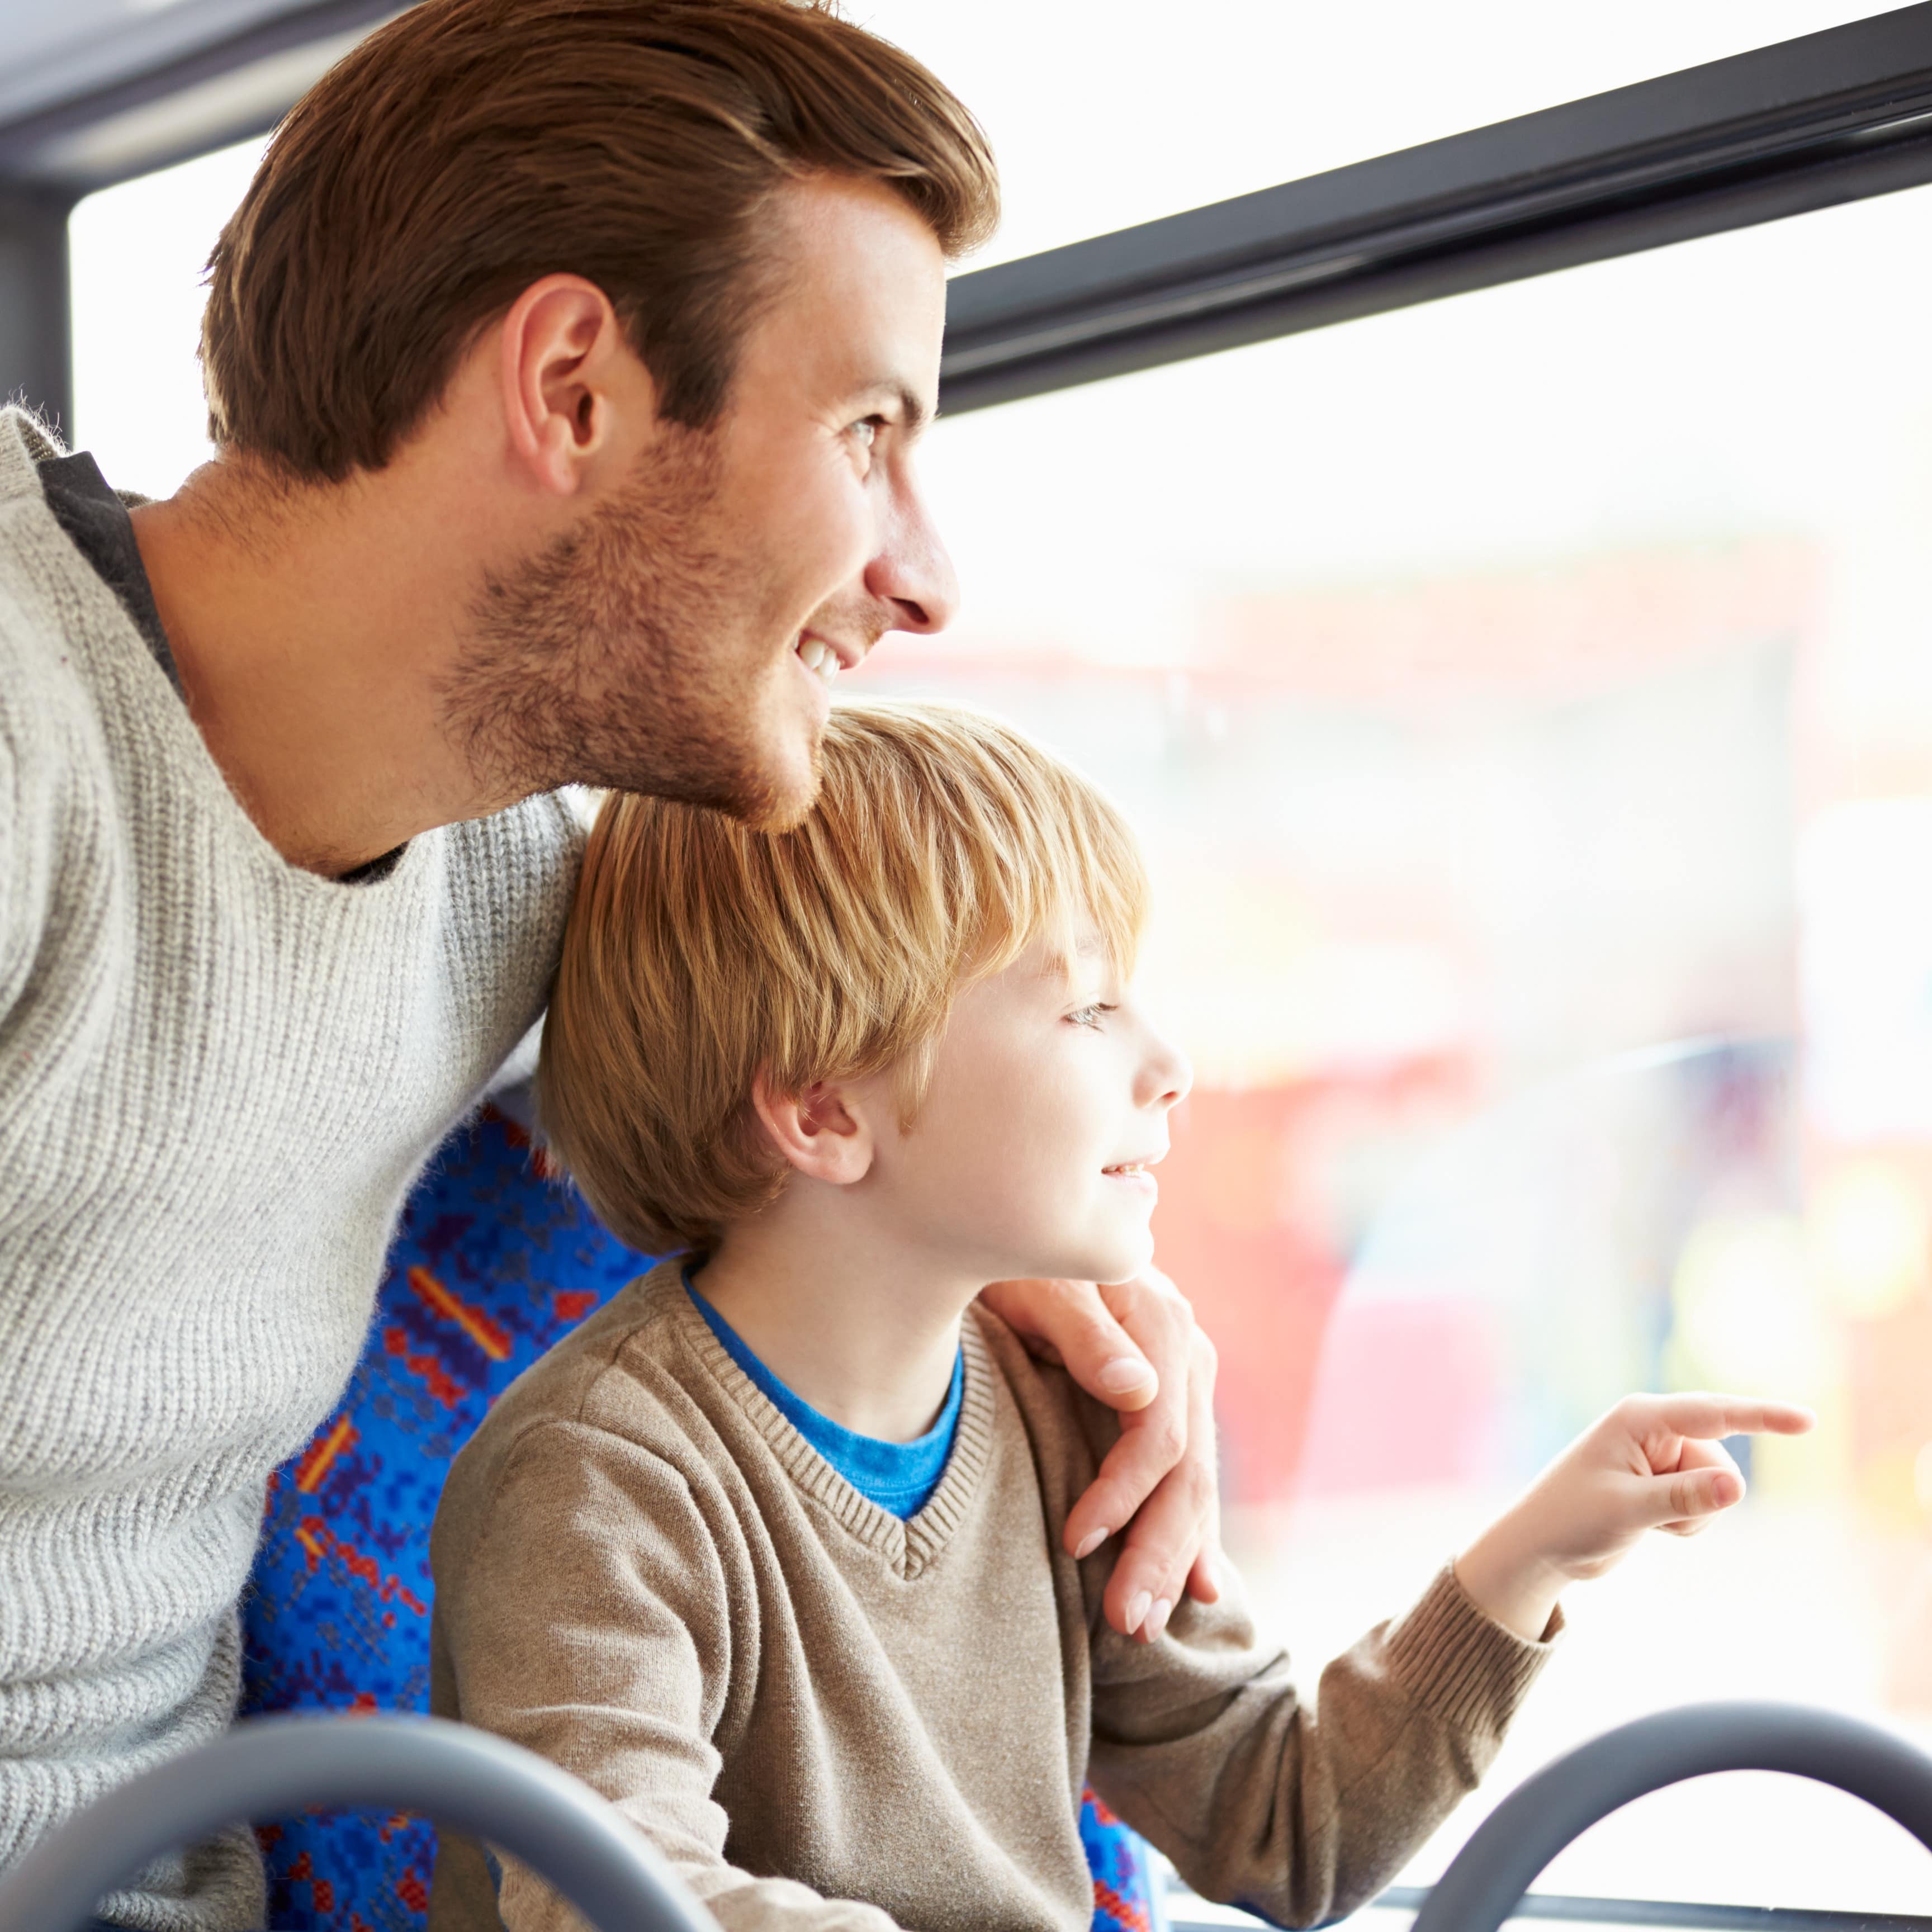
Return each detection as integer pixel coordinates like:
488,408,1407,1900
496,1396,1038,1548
1412,1702,1932,1932
0,1713,719,1932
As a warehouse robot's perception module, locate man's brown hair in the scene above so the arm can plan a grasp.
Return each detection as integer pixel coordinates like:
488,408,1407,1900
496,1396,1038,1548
540,702,1149,1255
200,0,997,482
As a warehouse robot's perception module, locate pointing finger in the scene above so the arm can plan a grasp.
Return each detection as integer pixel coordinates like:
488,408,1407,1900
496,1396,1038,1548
1640,1393,1815,1442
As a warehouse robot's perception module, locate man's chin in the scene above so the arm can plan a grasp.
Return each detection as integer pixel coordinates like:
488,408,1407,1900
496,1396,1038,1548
592,700,825,828
729,786,815,835
716,731,825,834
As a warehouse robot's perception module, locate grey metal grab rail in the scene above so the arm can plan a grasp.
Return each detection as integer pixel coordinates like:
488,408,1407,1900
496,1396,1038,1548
1411,1703,1932,1932
0,1714,719,1932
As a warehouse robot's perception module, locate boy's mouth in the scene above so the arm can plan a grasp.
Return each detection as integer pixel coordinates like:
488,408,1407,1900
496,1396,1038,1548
1102,1159,1158,1179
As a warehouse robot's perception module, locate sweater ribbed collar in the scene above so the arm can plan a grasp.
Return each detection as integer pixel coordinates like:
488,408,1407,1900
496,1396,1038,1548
651,1259,1001,1580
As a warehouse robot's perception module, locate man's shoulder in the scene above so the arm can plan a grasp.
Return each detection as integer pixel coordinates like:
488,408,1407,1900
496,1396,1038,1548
452,783,595,848
0,405,65,518
0,434,172,764
0,409,89,652
0,500,80,708
0,507,131,842
435,787,593,950
443,784,591,879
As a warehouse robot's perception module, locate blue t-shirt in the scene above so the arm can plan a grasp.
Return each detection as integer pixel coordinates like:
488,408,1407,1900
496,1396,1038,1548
685,1276,962,1518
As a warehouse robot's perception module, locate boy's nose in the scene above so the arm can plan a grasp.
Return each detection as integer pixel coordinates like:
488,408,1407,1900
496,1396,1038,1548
1142,1030,1193,1110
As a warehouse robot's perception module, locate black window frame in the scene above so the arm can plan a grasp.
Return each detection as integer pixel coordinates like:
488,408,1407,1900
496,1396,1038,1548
940,2,1932,412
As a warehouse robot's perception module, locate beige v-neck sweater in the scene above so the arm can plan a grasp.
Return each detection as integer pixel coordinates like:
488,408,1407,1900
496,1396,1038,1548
428,1262,1557,1932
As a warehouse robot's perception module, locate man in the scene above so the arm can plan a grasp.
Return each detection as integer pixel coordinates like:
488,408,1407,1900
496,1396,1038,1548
0,3,1219,1928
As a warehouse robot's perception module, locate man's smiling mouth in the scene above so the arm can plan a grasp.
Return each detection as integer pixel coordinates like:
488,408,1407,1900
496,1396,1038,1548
797,636,840,686
797,631,870,687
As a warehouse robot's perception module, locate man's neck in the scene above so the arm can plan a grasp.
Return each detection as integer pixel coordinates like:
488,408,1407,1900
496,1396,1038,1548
127,449,528,878
693,1206,979,1443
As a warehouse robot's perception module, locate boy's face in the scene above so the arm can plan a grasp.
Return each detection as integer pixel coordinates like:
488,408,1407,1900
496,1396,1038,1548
865,932,1193,1288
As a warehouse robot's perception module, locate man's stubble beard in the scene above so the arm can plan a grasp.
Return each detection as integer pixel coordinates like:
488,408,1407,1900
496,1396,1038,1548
444,426,821,831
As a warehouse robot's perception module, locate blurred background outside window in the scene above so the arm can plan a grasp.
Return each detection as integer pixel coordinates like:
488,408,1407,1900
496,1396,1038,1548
67,1,1932,1914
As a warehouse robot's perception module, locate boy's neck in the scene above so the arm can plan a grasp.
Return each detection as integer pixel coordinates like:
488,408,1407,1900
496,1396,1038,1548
691,1210,979,1444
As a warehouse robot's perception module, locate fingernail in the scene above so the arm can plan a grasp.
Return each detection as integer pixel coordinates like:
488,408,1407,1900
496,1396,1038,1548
1147,1598,1173,1642
1098,1356,1152,1395
1074,1528,1107,1560
1196,1554,1219,1596
1125,1590,1152,1634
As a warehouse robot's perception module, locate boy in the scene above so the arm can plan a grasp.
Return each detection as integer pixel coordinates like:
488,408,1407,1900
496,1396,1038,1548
429,701,1810,1932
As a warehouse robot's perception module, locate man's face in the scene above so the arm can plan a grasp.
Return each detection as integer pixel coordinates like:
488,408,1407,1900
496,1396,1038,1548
454,175,955,827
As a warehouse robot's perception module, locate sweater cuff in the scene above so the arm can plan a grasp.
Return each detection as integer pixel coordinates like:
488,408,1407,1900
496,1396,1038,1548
1383,1561,1562,1737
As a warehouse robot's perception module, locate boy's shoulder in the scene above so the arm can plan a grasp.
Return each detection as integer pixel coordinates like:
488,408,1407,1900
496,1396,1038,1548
965,1301,1124,1522
477,1252,709,1419
435,1258,721,1525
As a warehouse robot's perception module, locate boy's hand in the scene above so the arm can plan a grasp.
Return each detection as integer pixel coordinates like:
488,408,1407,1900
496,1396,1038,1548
978,1268,1224,1641
1455,1393,1816,1642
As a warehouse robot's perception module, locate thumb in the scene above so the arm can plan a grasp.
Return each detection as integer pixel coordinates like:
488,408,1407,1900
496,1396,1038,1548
1644,1463,1744,1528
979,1278,1158,1408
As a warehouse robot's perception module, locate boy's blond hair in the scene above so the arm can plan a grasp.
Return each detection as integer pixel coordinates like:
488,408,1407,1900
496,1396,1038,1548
540,700,1148,1253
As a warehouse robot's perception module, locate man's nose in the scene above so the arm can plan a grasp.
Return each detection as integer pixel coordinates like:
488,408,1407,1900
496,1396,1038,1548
865,479,959,636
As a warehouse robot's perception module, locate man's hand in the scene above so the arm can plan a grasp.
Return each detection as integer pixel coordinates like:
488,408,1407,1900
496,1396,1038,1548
978,1268,1223,1642
1455,1391,1816,1642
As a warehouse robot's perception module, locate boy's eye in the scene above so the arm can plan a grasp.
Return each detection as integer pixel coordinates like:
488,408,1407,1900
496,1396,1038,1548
1066,1003,1115,1029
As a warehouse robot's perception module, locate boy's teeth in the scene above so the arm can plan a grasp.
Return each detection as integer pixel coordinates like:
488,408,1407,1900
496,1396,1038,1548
797,638,839,685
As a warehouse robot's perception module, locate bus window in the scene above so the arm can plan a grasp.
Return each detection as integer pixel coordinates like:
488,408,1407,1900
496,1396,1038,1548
850,176,1932,1915
69,136,268,496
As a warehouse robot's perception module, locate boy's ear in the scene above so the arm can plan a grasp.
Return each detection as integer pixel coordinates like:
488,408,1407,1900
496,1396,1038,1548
751,1069,876,1186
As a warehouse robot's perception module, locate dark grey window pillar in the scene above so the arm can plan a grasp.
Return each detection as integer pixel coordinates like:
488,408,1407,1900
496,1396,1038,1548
0,187,75,439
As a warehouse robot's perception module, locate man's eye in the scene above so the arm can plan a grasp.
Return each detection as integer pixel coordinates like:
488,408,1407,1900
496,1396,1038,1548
850,418,880,449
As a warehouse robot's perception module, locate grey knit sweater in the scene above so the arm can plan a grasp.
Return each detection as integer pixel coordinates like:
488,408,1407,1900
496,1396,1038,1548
0,407,585,1930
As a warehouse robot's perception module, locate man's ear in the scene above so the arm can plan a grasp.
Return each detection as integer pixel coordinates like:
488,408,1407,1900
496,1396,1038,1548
751,1069,877,1186
496,273,657,498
